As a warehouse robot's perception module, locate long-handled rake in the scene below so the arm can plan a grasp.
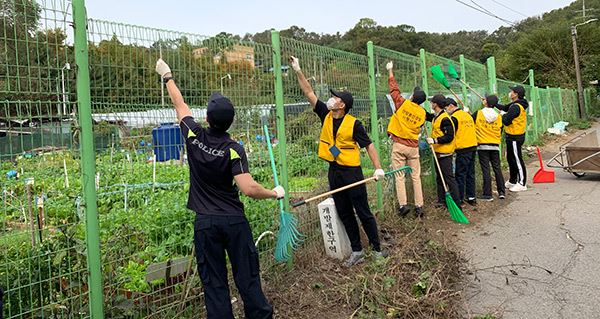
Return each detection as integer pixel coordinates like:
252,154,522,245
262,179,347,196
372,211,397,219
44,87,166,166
291,166,413,208
447,62,485,99
262,117,304,262
423,130,470,224
430,65,467,109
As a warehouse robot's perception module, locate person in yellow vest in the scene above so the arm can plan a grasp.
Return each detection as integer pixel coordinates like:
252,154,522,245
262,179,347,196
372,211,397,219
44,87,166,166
446,98,478,206
425,94,461,208
497,85,528,192
473,95,506,201
386,61,427,217
290,56,386,267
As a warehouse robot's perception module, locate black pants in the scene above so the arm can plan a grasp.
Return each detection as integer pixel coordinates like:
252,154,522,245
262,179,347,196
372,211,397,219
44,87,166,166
328,165,381,252
194,215,273,319
506,138,527,186
0,287,3,319
455,151,476,201
434,154,461,206
478,149,505,196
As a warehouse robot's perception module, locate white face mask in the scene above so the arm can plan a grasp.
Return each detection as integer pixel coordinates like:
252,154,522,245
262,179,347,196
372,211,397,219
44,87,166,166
508,92,513,100
326,97,338,110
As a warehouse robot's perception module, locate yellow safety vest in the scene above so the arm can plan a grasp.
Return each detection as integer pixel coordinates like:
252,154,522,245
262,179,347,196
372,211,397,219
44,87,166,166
432,111,456,154
318,112,361,166
475,110,503,145
452,110,477,150
387,99,426,140
505,103,527,136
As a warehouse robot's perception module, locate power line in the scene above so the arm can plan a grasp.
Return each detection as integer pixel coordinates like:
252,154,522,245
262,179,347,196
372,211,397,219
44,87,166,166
454,0,516,26
490,0,529,18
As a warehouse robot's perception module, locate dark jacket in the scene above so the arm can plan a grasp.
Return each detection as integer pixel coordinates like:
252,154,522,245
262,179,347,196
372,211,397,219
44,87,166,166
497,98,529,141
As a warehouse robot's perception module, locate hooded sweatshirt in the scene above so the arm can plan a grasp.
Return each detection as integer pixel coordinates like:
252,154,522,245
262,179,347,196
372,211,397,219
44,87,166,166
497,98,529,141
473,107,502,151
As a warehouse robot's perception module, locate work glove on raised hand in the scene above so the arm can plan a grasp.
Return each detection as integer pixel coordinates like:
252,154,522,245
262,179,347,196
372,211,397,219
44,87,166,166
373,169,385,181
290,56,301,72
426,137,435,145
155,58,172,78
386,61,393,71
272,185,285,199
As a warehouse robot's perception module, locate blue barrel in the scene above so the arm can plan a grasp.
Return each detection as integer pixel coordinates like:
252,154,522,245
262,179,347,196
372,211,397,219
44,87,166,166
152,123,183,162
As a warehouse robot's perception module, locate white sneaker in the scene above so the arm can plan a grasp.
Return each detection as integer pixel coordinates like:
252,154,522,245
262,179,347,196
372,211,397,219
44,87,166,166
344,250,365,267
505,181,516,189
509,184,528,192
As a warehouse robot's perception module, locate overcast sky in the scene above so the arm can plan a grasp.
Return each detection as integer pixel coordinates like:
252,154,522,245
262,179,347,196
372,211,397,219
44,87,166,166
86,0,575,36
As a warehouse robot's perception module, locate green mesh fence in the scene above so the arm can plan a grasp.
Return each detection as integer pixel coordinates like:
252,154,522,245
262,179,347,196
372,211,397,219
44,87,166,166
0,2,586,318
0,0,90,318
463,57,488,111
84,19,283,316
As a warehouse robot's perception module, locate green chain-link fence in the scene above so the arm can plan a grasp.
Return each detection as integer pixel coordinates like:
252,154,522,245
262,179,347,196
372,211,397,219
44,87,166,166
0,0,591,318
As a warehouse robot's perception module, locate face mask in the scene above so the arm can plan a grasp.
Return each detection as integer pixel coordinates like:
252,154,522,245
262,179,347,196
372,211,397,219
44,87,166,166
326,97,337,110
508,92,513,100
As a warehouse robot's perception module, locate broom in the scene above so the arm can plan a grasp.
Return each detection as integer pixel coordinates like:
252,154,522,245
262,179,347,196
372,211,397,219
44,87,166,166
423,129,470,224
430,65,467,109
262,117,304,262
447,62,485,99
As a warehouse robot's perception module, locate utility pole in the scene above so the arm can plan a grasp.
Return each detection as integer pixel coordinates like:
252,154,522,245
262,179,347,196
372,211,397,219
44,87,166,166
571,18,598,119
575,0,595,18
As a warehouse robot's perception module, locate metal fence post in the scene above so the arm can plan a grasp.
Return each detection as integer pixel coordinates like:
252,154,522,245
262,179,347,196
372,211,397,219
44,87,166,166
459,55,469,105
367,41,383,211
419,49,430,112
270,31,290,210
72,0,105,317
528,69,539,143
486,57,497,94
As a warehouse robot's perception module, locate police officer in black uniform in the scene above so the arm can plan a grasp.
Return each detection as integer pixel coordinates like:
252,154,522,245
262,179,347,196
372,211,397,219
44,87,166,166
156,59,283,319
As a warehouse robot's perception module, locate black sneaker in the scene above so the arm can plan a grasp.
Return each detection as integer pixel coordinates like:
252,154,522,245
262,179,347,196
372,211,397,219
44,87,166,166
466,198,477,206
479,195,493,202
397,205,409,217
499,193,506,200
415,206,424,218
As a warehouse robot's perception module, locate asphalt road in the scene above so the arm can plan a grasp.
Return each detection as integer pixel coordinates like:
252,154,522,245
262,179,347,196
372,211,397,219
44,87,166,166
460,124,600,319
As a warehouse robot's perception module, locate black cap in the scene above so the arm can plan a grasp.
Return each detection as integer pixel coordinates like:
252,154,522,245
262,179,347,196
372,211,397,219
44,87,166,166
446,98,457,107
207,92,235,132
412,87,426,105
430,94,448,108
485,95,499,107
330,89,354,110
509,85,526,99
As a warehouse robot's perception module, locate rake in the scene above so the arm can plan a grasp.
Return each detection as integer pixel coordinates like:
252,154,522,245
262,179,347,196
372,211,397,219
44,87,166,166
447,62,485,100
291,166,413,208
430,65,467,109
423,129,470,224
262,117,304,262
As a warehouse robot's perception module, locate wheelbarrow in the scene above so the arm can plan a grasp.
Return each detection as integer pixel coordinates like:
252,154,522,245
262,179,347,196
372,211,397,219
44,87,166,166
547,129,600,178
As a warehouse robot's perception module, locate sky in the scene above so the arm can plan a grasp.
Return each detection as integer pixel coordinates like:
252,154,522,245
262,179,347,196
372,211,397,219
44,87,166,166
85,0,576,37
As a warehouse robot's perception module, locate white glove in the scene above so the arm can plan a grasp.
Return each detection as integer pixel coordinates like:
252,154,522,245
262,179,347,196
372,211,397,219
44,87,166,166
500,110,507,116
426,137,435,145
155,58,171,78
386,61,393,71
290,56,301,72
463,106,470,113
373,169,385,181
272,185,285,199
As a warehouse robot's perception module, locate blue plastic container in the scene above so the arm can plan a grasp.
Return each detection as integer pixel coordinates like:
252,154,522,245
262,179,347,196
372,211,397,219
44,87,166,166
152,123,183,162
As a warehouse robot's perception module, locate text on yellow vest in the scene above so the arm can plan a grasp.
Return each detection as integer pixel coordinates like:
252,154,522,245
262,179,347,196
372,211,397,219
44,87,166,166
475,110,502,145
452,109,477,150
504,103,527,136
387,99,426,140
432,111,456,154
318,112,361,166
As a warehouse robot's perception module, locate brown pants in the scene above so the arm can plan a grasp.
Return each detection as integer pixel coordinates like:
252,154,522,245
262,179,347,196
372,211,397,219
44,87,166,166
391,142,423,207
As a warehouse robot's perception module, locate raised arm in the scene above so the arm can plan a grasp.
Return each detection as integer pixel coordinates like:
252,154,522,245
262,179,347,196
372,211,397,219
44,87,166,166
387,61,406,110
290,56,318,109
155,59,192,122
